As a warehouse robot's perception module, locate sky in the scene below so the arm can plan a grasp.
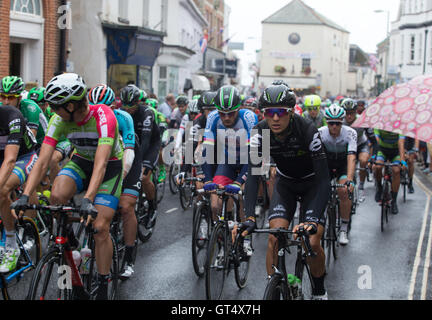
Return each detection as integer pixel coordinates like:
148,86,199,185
224,0,400,85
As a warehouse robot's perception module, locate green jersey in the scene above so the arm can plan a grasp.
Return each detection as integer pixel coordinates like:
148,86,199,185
374,129,404,149
19,99,48,145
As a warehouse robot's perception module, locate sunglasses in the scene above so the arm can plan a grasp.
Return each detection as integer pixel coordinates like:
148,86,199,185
218,111,237,118
0,94,20,99
327,122,342,127
307,107,319,111
264,108,291,118
49,101,71,111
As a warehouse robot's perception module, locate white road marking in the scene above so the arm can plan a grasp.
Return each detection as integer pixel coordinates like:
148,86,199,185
166,208,178,214
421,203,432,300
408,175,431,300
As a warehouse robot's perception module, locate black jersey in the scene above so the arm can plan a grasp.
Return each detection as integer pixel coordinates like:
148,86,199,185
0,105,36,159
129,104,161,155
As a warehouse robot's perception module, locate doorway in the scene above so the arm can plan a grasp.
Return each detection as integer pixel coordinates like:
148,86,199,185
10,43,22,77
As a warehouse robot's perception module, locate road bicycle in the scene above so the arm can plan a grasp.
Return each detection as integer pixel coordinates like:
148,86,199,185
254,227,316,300
178,165,203,210
0,216,41,300
204,188,251,300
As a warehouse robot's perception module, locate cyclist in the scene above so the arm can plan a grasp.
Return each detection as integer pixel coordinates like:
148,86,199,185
319,104,357,245
373,130,407,215
0,76,48,150
11,73,124,299
404,137,419,194
356,99,367,116
88,84,138,279
28,86,74,184
303,95,327,129
242,83,330,300
170,96,189,129
174,99,200,158
342,98,374,202
242,97,263,121
202,85,258,255
120,85,161,231
0,105,38,272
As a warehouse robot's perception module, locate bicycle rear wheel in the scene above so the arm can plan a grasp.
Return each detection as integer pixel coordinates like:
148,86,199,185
205,222,228,300
136,192,153,243
169,163,180,195
179,181,193,210
27,248,73,300
191,201,211,277
263,274,290,300
234,234,251,289
381,182,390,232
18,217,42,267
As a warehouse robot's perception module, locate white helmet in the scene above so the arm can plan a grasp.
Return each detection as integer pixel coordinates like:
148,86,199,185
188,99,200,114
325,104,346,121
45,73,87,105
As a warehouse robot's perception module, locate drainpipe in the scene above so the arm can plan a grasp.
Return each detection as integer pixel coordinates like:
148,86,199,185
58,0,67,73
424,29,428,75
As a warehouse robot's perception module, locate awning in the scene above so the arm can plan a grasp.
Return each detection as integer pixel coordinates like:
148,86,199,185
192,75,210,91
102,22,164,68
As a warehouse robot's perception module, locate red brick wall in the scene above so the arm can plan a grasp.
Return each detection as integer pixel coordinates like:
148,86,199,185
0,0,11,78
43,0,62,85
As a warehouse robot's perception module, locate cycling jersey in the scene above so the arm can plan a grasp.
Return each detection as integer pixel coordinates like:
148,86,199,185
175,113,194,150
245,114,330,225
302,110,327,129
19,99,48,145
0,105,37,159
44,104,124,161
114,109,135,150
43,105,73,159
374,130,405,149
318,125,357,160
202,109,258,185
343,116,368,147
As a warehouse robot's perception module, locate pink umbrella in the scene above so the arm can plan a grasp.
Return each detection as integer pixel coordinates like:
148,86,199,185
352,75,432,142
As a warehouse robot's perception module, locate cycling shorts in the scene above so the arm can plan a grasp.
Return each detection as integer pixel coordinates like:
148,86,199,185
122,147,144,198
58,155,123,210
405,138,416,154
357,142,369,155
213,164,243,186
2,152,38,185
327,159,348,181
267,175,326,226
142,145,160,172
55,140,74,161
377,147,400,164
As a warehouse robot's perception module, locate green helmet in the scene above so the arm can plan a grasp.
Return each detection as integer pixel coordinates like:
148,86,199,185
192,95,201,101
146,98,158,109
304,95,322,109
0,76,25,95
28,87,46,103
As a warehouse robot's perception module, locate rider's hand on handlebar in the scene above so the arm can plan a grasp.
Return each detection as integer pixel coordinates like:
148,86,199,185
203,182,218,192
401,160,408,170
79,198,98,225
10,194,30,219
225,183,241,194
292,222,318,240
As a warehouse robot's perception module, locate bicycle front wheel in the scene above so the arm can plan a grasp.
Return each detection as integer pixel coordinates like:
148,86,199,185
263,274,290,300
169,163,180,194
205,222,228,300
191,201,211,277
294,255,314,300
19,217,42,267
233,235,251,289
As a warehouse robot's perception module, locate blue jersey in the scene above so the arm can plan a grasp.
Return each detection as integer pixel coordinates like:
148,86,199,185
114,109,135,150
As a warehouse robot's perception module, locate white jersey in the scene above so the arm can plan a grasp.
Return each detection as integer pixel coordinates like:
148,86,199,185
318,125,357,160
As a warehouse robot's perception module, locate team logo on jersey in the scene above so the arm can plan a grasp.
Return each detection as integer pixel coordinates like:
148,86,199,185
309,132,322,152
250,133,261,148
144,116,152,127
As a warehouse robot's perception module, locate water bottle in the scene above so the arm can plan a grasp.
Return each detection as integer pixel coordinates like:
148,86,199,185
287,274,297,298
72,250,81,269
80,246,92,275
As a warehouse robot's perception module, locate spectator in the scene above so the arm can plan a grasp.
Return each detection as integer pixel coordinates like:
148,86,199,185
158,93,176,125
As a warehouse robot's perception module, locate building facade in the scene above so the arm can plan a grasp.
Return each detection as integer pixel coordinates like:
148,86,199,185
346,44,376,98
258,0,350,97
387,0,432,84
1,0,66,88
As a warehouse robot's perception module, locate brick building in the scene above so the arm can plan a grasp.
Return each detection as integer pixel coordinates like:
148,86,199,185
0,0,67,88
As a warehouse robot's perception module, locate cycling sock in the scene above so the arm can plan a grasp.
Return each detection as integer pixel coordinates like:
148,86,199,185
124,246,135,264
391,191,398,202
5,231,18,250
311,274,326,296
341,220,350,233
96,274,109,300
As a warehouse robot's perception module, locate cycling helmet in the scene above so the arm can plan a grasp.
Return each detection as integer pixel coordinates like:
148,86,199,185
259,84,296,110
189,99,200,114
139,90,148,102
120,85,141,106
341,98,356,111
28,87,46,104
356,99,366,107
45,73,87,105
214,86,242,112
244,97,258,108
325,104,346,121
304,95,322,108
88,84,115,106
0,76,25,95
198,91,217,110
272,80,290,87
176,96,189,106
146,98,158,109
192,95,201,101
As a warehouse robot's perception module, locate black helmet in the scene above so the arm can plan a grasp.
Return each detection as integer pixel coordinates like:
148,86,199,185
259,84,296,110
120,84,141,106
341,98,356,111
214,85,242,112
176,96,189,106
198,91,217,110
272,80,290,88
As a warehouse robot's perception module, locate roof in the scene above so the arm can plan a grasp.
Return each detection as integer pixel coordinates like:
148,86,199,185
262,0,349,33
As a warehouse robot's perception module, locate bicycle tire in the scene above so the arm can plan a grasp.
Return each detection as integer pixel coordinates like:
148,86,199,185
27,248,71,300
19,217,42,266
256,179,269,229
169,163,180,195
294,252,314,300
191,201,211,277
84,234,119,300
263,274,290,300
136,192,153,243
381,181,390,232
234,234,251,289
205,222,228,300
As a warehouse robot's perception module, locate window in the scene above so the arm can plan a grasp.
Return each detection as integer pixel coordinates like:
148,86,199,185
419,33,423,62
302,58,311,74
410,35,415,61
119,0,129,19
158,66,168,99
10,0,42,15
168,67,179,95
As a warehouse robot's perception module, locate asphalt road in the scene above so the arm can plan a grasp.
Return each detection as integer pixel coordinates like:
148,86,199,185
4,166,432,300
